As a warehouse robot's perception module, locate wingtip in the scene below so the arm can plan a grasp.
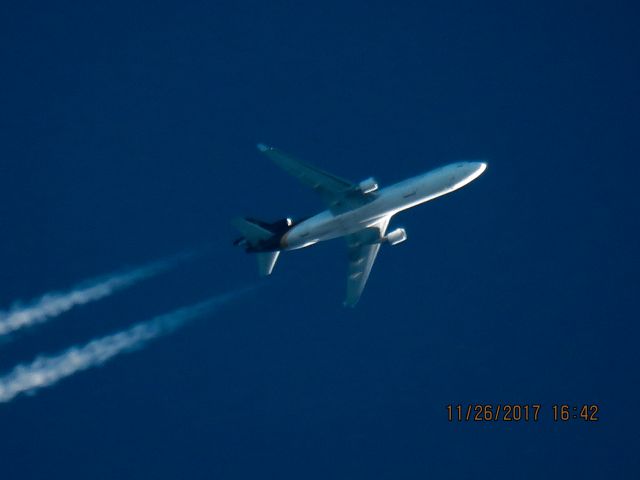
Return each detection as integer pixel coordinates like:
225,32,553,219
257,143,270,152
230,216,244,227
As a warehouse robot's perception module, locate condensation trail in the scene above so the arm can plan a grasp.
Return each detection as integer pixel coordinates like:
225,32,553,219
0,290,245,403
0,252,193,337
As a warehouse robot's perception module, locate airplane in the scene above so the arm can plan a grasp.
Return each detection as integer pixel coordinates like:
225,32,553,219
233,144,487,306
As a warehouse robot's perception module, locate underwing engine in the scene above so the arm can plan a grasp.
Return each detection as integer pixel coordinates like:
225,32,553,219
357,177,379,194
384,228,407,246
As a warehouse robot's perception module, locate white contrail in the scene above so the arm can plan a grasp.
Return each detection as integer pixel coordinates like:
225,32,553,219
0,253,192,337
0,290,244,403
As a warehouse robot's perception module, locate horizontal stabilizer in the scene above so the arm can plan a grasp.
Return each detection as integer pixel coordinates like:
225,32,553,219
231,217,273,244
257,251,280,276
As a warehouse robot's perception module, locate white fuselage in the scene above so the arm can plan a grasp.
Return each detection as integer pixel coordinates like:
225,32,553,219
281,161,487,250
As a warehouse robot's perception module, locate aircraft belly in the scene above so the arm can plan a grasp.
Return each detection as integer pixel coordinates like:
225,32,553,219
301,209,383,243
375,172,460,214
278,162,486,249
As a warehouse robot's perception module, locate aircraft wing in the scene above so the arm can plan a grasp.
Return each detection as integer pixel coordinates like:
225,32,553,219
257,144,374,214
344,216,391,307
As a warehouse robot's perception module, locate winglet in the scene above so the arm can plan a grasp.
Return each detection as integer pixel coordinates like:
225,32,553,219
257,143,270,152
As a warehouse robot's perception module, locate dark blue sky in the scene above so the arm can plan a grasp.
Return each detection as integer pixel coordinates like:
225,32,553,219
0,1,638,478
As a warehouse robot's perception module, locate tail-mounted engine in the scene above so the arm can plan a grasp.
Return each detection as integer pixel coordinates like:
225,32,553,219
232,216,299,251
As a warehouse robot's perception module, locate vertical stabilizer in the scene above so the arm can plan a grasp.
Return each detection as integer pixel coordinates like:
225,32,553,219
257,251,280,276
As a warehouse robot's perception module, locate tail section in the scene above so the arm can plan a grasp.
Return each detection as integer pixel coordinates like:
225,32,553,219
231,217,273,244
232,217,284,276
256,251,280,276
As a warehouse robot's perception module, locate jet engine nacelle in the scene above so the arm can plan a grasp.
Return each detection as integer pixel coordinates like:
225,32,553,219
246,217,293,234
357,177,379,194
270,217,293,230
385,228,407,246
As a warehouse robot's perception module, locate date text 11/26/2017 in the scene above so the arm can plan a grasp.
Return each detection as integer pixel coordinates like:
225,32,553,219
446,404,599,422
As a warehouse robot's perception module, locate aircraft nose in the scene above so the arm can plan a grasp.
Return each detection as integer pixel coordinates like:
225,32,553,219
470,161,487,177
456,161,487,184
